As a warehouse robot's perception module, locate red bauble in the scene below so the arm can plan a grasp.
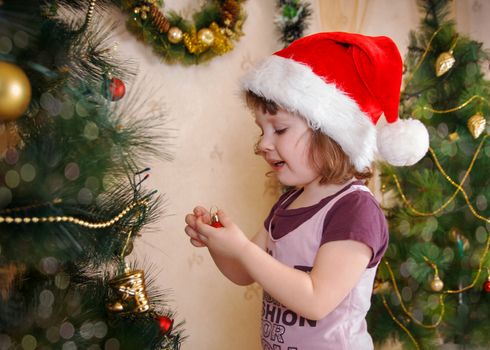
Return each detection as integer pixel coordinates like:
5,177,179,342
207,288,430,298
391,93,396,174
158,316,174,334
104,77,126,101
484,280,490,293
210,211,223,228
211,221,223,228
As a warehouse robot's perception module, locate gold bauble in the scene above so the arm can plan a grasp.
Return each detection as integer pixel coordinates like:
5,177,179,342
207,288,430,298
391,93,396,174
435,51,455,77
167,27,183,44
0,61,32,121
197,28,215,46
430,275,444,292
467,112,486,139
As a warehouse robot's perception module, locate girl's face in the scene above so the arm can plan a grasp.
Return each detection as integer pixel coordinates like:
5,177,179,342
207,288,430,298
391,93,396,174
255,108,320,188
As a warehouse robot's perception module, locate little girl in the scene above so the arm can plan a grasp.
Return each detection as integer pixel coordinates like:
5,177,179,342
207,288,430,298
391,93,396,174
185,32,429,349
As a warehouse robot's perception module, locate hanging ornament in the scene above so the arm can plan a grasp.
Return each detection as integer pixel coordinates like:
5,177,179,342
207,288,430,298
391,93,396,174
467,112,486,139
435,50,455,77
0,61,32,122
106,268,150,314
484,271,490,293
430,274,444,292
210,207,223,228
103,77,126,101
158,315,174,335
167,27,183,44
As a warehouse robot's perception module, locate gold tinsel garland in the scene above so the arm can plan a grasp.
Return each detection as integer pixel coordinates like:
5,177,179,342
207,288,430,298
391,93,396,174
121,0,246,65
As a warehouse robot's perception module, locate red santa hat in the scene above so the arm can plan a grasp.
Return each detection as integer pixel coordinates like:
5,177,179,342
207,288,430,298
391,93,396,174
241,32,429,171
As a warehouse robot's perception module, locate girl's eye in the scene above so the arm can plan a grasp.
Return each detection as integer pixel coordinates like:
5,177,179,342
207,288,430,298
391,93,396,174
275,128,287,135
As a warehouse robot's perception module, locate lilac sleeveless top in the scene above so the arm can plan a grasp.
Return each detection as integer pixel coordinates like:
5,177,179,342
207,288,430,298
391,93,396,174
261,182,388,350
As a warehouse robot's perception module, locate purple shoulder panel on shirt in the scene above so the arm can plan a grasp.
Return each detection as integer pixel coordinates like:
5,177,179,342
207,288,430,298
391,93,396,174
321,190,388,267
263,181,388,267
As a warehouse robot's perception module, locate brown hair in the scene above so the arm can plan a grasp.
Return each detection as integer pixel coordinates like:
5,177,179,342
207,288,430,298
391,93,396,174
245,90,373,184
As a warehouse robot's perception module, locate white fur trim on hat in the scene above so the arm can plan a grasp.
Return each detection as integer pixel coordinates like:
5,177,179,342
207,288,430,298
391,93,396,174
377,118,429,166
241,55,376,172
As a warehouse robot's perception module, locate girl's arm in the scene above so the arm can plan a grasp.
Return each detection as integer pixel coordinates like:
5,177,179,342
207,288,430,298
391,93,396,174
184,206,268,286
208,228,267,286
194,209,371,321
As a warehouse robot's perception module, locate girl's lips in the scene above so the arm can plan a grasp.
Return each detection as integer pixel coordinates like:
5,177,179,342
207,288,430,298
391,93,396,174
269,160,286,170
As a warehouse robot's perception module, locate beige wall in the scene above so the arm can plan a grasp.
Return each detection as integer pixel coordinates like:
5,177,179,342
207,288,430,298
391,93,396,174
108,1,490,349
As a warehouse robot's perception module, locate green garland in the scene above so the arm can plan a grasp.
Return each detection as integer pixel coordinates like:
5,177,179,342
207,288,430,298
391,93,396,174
120,0,246,65
275,0,312,48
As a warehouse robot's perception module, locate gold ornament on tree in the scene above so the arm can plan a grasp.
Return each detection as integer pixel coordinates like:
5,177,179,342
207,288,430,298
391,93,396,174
435,37,459,77
424,256,444,292
435,51,455,77
0,61,32,122
106,266,150,314
430,274,444,292
467,112,486,139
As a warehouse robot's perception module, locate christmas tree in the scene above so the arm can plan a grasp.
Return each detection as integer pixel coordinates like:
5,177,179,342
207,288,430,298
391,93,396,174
367,0,490,349
0,1,182,349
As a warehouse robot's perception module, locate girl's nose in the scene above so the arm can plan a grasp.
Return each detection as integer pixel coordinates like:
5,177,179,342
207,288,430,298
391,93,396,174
257,136,274,153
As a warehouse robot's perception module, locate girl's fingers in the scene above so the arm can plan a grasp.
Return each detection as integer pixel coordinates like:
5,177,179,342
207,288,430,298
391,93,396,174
185,225,201,240
195,216,219,237
190,238,206,247
194,206,211,225
185,213,197,227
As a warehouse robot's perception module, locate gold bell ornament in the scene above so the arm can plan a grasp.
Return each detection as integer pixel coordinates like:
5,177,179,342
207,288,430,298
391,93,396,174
106,267,150,314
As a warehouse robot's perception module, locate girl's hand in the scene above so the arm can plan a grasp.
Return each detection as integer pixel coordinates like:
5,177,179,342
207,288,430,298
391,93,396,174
193,209,250,260
184,206,211,247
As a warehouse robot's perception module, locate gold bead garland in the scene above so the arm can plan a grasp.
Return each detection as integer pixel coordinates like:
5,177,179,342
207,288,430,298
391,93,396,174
0,199,148,229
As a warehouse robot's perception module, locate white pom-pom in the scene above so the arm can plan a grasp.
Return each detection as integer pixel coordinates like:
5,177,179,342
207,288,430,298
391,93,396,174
377,118,429,166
